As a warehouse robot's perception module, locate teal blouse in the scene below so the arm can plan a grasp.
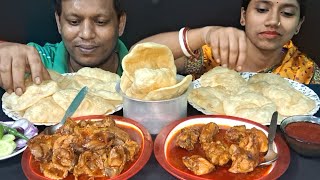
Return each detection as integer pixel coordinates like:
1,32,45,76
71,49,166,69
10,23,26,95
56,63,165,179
27,39,128,76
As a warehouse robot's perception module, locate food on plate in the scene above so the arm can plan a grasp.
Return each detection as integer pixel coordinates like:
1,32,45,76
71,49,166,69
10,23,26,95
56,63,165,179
52,89,115,117
2,67,123,124
27,116,140,179
188,86,230,114
188,67,317,123
223,92,277,124
2,81,59,111
23,97,65,124
172,122,269,176
120,42,192,100
199,66,247,92
0,119,38,157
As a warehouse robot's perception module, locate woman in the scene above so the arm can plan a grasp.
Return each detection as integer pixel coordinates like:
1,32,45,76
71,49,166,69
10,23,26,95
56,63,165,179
138,0,319,84
0,0,127,95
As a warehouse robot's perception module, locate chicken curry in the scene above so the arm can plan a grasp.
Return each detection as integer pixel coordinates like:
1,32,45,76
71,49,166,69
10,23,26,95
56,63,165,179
27,117,140,179
167,123,272,179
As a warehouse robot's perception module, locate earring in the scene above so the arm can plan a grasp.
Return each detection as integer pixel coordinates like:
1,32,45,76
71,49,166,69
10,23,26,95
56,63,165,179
295,29,299,35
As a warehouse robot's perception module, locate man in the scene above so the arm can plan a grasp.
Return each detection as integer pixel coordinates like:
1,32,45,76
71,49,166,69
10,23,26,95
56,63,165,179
0,0,127,95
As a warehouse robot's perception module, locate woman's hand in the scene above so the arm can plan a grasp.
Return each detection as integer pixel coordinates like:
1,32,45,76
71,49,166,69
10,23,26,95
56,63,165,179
0,42,51,95
204,27,247,71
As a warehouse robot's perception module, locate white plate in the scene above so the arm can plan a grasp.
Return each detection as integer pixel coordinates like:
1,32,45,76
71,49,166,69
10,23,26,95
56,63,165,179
189,72,320,125
1,73,123,126
0,121,28,160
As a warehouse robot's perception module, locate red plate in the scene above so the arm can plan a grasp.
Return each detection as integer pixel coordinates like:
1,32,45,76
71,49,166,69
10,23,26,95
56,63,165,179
21,115,153,180
154,115,290,180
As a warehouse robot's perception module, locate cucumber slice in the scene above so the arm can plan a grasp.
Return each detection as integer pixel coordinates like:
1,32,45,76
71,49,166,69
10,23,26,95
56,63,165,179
1,134,15,142
0,140,16,157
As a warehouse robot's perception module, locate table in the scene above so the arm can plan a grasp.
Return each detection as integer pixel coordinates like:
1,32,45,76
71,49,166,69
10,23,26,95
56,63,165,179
0,85,320,180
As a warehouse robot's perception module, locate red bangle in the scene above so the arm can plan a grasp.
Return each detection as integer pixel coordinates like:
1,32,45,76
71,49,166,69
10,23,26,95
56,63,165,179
182,28,200,59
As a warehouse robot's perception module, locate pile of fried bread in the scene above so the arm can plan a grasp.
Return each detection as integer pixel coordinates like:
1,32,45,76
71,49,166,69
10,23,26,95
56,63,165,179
120,42,192,101
188,66,316,124
2,67,122,125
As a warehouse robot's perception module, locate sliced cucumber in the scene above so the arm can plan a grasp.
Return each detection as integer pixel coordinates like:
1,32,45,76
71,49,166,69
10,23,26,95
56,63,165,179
0,140,16,157
1,134,15,142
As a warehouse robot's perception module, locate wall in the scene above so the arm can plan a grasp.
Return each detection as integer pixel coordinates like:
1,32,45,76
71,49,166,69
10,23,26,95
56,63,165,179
0,0,319,62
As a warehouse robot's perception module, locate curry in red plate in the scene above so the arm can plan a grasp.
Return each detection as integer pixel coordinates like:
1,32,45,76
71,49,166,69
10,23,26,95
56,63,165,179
21,115,153,180
155,115,290,180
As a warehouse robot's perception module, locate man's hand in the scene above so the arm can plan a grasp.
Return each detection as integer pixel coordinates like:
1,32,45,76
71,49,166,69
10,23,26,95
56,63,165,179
0,42,51,95
204,27,247,71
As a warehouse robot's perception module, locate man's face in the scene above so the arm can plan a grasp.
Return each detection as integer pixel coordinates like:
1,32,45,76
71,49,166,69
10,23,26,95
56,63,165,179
55,0,126,67
240,0,303,51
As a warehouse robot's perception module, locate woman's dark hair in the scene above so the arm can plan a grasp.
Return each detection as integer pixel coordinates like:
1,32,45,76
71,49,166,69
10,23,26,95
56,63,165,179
241,0,306,19
54,0,124,18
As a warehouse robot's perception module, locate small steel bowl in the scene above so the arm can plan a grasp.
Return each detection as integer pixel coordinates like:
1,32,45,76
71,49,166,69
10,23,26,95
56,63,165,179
280,115,320,157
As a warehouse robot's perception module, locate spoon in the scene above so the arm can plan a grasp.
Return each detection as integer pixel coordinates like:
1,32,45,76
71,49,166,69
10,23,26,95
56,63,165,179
43,86,88,135
260,111,279,166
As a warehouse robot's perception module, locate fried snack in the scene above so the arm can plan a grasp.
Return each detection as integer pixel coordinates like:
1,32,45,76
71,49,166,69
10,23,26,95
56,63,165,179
199,66,247,92
23,97,65,124
77,67,120,82
144,75,192,101
223,92,277,124
248,73,292,89
125,68,177,99
52,89,115,117
261,85,315,116
122,42,177,81
188,86,231,114
120,73,133,94
2,80,60,111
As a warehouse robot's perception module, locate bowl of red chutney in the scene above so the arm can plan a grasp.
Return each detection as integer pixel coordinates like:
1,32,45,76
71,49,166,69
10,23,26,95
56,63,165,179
280,115,320,157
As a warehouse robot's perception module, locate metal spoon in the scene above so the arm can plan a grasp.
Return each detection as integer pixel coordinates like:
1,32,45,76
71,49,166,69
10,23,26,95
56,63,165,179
260,111,279,166
43,86,88,135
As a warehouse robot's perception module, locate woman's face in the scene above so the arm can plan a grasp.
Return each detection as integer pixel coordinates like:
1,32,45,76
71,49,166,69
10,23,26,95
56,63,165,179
240,0,304,51
55,0,126,67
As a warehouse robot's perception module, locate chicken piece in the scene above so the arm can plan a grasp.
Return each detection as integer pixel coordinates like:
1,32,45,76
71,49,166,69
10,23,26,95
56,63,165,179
56,118,78,135
123,140,140,161
104,146,127,178
53,135,76,151
91,116,116,128
199,122,219,144
107,126,131,142
73,151,105,178
202,141,230,166
83,130,115,151
28,134,58,162
176,127,200,151
182,155,215,175
249,128,268,153
40,162,69,180
228,144,259,173
225,125,247,143
52,148,76,171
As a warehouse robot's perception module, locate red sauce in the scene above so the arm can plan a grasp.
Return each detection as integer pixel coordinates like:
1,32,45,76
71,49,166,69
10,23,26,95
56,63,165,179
167,124,271,180
285,122,320,144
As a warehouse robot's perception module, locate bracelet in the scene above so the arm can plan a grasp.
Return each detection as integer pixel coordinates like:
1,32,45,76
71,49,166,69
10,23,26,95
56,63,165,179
179,27,192,57
184,28,200,59
185,48,204,75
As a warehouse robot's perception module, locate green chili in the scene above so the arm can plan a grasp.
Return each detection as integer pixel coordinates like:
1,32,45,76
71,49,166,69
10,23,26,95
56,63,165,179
0,124,29,140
